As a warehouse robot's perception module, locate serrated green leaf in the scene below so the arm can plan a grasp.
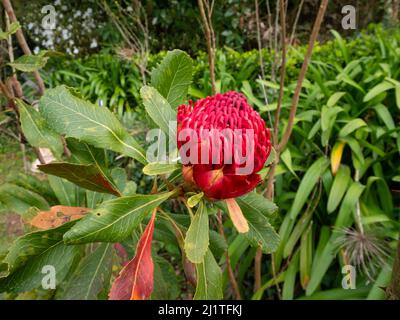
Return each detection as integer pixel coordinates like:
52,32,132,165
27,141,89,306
39,86,147,164
141,86,177,137
151,49,193,108
8,54,49,72
236,193,280,253
0,22,20,40
184,201,209,263
63,191,175,244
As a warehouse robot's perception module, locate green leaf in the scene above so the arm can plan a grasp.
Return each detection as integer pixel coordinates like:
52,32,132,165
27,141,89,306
300,223,313,289
8,53,49,72
63,191,175,244
375,104,395,130
338,119,367,137
17,99,63,158
331,30,349,63
301,287,370,300
38,162,120,196
280,148,298,178
187,192,204,208
0,183,49,214
289,157,329,219
0,22,20,40
363,81,395,102
306,182,365,296
140,86,177,137
236,192,278,218
48,176,77,206
63,243,113,300
194,249,223,300
335,181,365,228
184,201,209,263
151,49,193,108
327,165,351,213
395,86,400,110
143,162,180,176
39,86,147,164
367,264,392,300
327,92,346,107
152,255,180,300
282,251,299,300
67,138,107,168
236,192,280,253
283,210,312,258
0,221,80,292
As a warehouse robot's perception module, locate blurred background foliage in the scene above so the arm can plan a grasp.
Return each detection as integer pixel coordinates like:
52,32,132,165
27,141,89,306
0,0,400,300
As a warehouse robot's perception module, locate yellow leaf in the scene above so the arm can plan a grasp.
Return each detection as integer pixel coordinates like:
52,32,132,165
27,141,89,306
331,141,346,175
225,198,249,233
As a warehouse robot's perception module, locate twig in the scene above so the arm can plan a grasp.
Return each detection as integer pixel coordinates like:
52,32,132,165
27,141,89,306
272,0,287,146
198,0,216,94
387,239,400,299
255,0,265,79
254,247,262,292
217,211,242,300
1,0,45,95
289,0,305,46
277,0,329,152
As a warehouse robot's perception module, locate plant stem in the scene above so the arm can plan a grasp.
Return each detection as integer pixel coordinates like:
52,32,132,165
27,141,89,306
277,0,329,152
272,0,287,146
217,211,242,300
198,0,216,94
255,0,265,80
1,0,45,95
387,238,400,299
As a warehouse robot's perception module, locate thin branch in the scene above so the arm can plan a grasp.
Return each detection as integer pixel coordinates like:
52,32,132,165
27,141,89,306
217,211,242,300
198,0,216,94
255,0,265,79
1,0,45,95
277,0,329,152
289,0,305,46
273,0,287,146
254,247,262,292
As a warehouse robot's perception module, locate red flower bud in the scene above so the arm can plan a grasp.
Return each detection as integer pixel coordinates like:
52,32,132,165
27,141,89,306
177,91,271,200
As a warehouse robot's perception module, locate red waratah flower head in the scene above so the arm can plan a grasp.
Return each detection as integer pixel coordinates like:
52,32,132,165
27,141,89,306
177,91,271,200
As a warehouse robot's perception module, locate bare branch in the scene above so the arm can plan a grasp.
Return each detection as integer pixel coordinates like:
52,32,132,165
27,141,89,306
277,0,329,152
1,0,45,96
198,0,216,94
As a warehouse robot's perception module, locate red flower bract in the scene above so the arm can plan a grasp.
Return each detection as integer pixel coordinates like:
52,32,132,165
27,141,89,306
177,91,271,200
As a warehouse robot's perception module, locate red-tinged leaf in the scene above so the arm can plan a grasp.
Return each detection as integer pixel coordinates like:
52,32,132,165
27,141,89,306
109,211,156,300
38,162,121,196
29,205,90,230
114,243,129,266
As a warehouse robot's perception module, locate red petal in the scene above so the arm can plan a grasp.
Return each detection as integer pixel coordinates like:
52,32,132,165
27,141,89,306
109,211,156,300
192,165,261,199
